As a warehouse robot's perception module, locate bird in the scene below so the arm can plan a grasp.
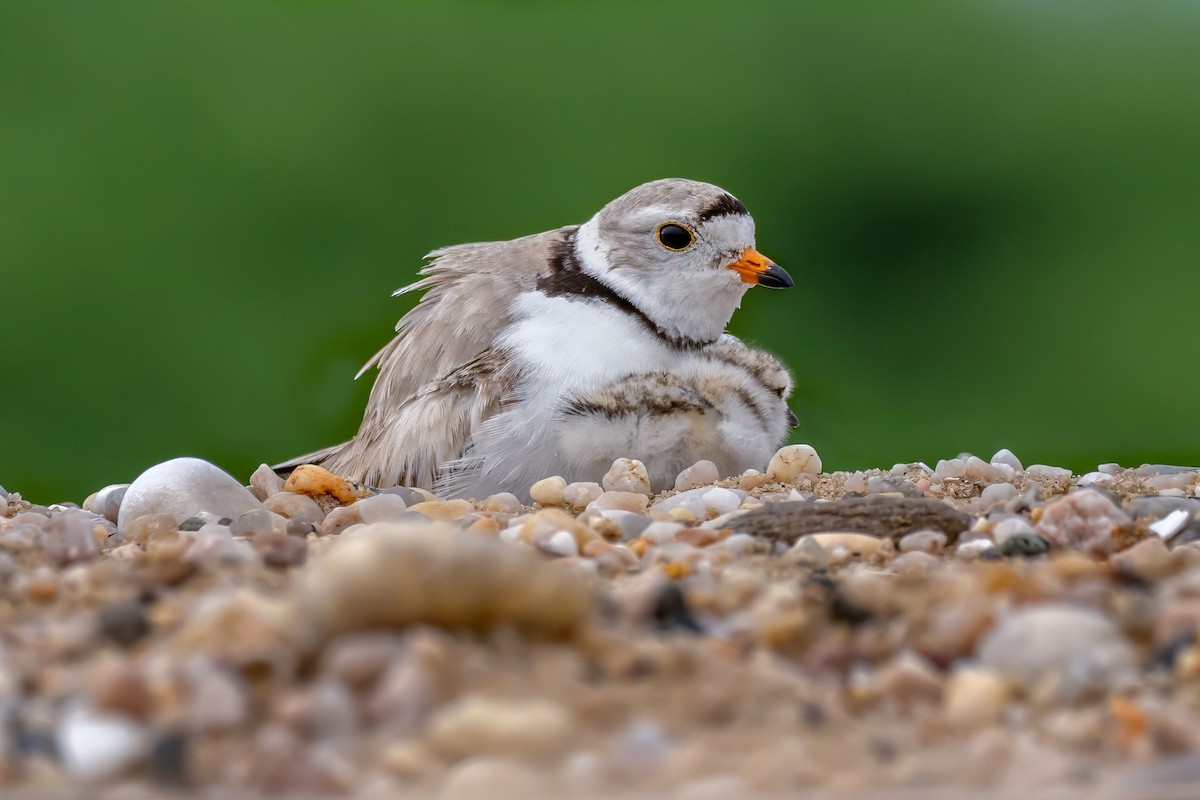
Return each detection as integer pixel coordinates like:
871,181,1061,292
277,178,797,499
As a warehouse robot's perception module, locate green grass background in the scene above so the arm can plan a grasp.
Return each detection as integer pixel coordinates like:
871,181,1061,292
2,1,1198,503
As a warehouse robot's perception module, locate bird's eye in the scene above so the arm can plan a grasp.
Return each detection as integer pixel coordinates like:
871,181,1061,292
656,222,694,251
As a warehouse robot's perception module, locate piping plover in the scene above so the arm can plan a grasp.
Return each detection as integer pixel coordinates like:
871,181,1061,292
278,178,797,498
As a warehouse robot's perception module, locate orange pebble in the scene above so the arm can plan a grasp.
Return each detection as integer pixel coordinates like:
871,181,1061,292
663,561,693,580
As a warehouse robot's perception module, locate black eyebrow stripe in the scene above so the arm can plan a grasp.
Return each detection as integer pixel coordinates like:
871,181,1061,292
696,192,748,221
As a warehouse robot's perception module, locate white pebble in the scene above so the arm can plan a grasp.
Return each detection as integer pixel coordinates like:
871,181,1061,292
1077,471,1115,487
641,521,685,545
934,458,967,479
979,483,1019,506
1027,464,1072,479
956,539,998,560
542,530,579,558
356,493,409,524
898,529,947,554
602,459,652,495
990,448,1023,472
57,704,149,781
118,457,262,528
561,482,603,508
964,456,1005,482
483,493,523,514
700,487,743,517
992,516,1036,545
766,444,822,483
675,460,719,490
530,476,567,506
1150,509,1193,540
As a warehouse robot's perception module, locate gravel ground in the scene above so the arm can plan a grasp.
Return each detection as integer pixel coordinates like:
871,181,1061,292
2,447,1200,799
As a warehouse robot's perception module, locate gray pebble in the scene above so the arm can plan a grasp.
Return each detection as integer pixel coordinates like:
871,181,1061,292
1133,464,1200,477
999,532,1050,557
118,457,263,528
1128,496,1200,520
865,476,923,497
380,486,427,507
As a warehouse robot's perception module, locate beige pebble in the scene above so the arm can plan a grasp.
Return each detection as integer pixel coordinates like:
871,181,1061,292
426,695,574,761
356,493,410,524
302,521,592,639
482,493,522,514
766,444,822,484
797,532,883,558
587,491,650,513
561,482,603,508
738,469,773,490
518,508,591,547
437,756,548,799
602,458,652,495
263,491,326,525
943,668,1009,731
409,500,475,522
529,476,567,506
320,504,364,537
675,460,719,491
249,464,285,501
1110,536,1173,581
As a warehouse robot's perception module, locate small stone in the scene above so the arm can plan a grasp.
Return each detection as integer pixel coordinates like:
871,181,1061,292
119,457,263,527
483,493,522,514
956,539,999,560
301,521,591,639
37,510,102,564
98,601,151,648
561,482,603,508
1027,464,1072,479
283,464,358,508
1128,497,1200,519
990,448,1023,472
249,464,285,501
57,704,149,782
934,458,967,479
229,509,288,539
964,456,1005,482
766,444,822,483
675,460,719,491
83,484,128,525
1110,537,1172,580
1150,509,1193,540
794,532,883,559
319,504,364,536
944,668,1009,731
898,529,947,554
587,491,649,513
977,604,1135,696
425,695,573,760
263,491,326,526
1038,489,1132,555
529,476,567,506
979,483,1019,507
1077,471,1114,487
438,757,547,799
602,459,652,495
409,499,474,522
356,493,410,524
541,530,579,558
999,532,1050,557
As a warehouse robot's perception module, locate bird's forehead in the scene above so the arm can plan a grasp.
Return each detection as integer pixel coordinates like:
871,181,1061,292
699,212,756,246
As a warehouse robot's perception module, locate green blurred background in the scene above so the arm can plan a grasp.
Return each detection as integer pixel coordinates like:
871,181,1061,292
2,0,1198,504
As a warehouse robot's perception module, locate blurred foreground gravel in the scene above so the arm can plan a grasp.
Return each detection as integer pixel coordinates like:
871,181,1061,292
3,447,1200,799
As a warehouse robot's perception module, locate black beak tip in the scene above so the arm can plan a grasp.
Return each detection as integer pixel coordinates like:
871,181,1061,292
759,263,794,289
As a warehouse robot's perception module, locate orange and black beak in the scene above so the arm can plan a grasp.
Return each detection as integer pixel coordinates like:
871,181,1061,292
729,248,793,288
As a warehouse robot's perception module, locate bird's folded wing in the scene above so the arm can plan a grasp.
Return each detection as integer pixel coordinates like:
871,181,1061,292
321,348,512,489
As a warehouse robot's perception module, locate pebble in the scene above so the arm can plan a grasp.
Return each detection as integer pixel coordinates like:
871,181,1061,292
355,493,410,524
425,696,573,760
283,463,359,506
529,476,567,506
587,491,650,514
118,457,262,528
320,504,364,536
898,529,947,554
944,668,1009,730
408,499,474,521
977,604,1136,697
602,459,652,495
263,491,326,525
301,522,591,639
766,444,821,483
653,487,742,520
674,460,719,491
1037,489,1132,554
57,704,149,781
561,482,603,508
935,458,967,480
1110,536,1172,580
990,448,1023,472
980,483,1019,507
249,464,285,501
37,510,102,564
438,757,547,799
83,484,129,525
1128,496,1200,519
542,530,579,558
1027,464,1073,479
482,492,523,514
1077,471,1115,487
1149,509,1193,540
956,538,999,560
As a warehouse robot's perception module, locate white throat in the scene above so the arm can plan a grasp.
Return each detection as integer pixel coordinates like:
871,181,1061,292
574,219,750,345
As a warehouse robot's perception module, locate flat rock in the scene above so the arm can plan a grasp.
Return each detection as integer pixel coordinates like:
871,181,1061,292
730,496,972,545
